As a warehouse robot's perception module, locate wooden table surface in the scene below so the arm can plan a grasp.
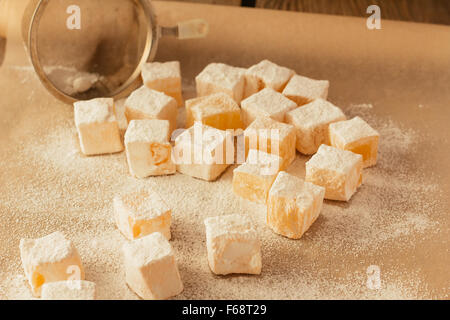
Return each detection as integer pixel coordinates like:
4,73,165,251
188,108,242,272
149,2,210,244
166,0,450,25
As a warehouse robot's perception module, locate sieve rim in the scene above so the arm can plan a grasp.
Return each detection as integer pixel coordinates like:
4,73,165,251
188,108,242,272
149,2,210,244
28,0,159,104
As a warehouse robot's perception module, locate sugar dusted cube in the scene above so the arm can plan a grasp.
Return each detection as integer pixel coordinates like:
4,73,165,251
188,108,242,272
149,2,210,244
185,92,243,130
74,98,123,156
244,60,294,97
125,120,175,178
123,232,183,300
240,88,297,127
125,86,178,134
306,144,363,201
267,171,325,239
244,117,296,169
286,99,346,155
282,74,329,106
19,232,85,297
114,189,171,240
141,61,183,107
174,123,233,181
204,214,261,275
233,150,283,204
41,280,96,300
195,63,246,103
329,116,380,168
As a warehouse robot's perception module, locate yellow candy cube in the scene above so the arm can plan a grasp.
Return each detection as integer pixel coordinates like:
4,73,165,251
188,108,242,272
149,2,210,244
20,232,85,297
74,98,123,156
114,189,171,240
267,172,325,239
123,233,183,300
306,144,363,201
195,63,246,103
124,120,176,178
174,123,234,181
282,74,329,106
240,88,297,127
244,117,296,169
185,93,243,130
204,214,262,275
244,60,294,98
286,98,346,155
233,150,283,204
125,86,178,135
141,61,183,107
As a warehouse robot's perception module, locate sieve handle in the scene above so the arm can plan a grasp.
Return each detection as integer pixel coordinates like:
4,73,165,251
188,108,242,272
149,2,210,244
160,19,209,40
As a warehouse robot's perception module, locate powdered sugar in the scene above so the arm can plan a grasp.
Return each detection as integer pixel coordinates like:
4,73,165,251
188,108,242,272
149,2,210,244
0,66,444,299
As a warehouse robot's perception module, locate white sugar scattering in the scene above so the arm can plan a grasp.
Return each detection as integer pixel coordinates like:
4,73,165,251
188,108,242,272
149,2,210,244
0,65,444,300
347,103,374,111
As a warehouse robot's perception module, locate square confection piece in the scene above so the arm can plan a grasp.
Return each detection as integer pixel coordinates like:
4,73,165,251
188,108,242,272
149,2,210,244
286,98,346,155
267,171,325,239
19,232,85,297
125,86,178,134
329,116,380,168
123,232,183,300
41,280,96,300
241,88,297,127
141,61,183,107
185,93,243,130
174,123,233,181
244,116,296,169
114,189,171,240
233,150,284,204
282,74,330,106
204,214,261,275
74,98,123,156
306,144,363,201
195,63,246,103
244,59,295,98
125,120,175,178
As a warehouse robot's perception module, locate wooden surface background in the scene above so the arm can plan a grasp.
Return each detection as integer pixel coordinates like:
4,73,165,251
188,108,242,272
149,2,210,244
0,0,448,66
164,0,450,25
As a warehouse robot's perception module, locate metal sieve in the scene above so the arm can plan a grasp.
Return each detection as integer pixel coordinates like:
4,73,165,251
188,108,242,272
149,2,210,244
18,0,208,103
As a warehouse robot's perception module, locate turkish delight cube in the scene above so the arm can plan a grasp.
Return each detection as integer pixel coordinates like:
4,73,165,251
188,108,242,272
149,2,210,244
232,150,283,204
244,116,296,168
329,116,380,168
125,86,178,134
185,92,243,130
124,120,176,178
282,74,329,106
114,189,171,240
19,232,85,297
267,171,325,239
196,63,246,103
141,61,183,107
123,233,183,300
240,88,297,127
286,98,346,155
74,98,123,155
244,59,294,98
173,123,234,181
204,214,261,275
305,144,363,201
